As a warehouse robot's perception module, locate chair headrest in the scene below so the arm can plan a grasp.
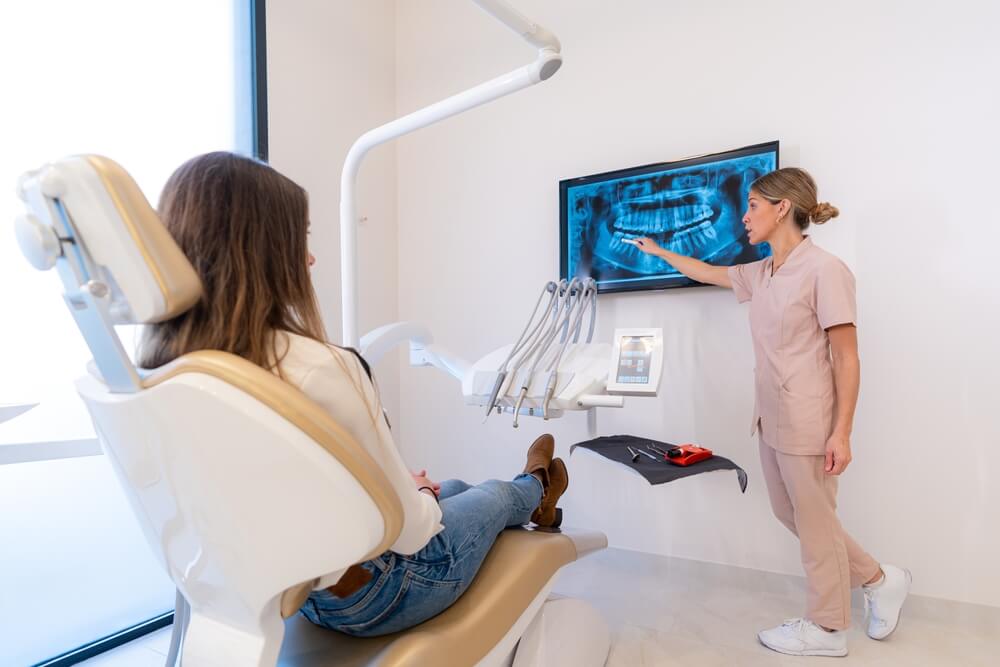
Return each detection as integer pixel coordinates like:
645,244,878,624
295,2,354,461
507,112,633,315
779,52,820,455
16,155,202,323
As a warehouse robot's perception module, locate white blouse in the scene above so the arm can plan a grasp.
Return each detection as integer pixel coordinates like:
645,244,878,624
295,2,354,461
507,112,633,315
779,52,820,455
274,331,443,555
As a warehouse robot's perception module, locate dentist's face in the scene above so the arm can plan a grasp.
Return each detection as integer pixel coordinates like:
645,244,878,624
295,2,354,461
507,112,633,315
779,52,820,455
742,190,785,245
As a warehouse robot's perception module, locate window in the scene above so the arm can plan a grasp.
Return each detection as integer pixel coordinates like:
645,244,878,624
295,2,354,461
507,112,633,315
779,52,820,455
0,1,265,664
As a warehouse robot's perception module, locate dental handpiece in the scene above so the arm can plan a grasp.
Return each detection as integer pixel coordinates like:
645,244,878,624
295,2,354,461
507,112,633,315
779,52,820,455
517,281,578,399
541,371,558,420
489,281,559,422
511,386,528,428
483,371,507,421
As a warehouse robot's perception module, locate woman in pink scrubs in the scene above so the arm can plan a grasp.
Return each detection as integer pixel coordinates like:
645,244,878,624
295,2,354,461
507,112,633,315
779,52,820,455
633,168,910,657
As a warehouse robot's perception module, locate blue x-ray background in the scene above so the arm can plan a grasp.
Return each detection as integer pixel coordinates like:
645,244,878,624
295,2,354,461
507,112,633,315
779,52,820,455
563,147,777,292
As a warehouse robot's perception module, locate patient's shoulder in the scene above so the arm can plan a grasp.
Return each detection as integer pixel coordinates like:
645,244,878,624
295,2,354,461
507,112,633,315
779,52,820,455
276,331,365,386
278,330,335,363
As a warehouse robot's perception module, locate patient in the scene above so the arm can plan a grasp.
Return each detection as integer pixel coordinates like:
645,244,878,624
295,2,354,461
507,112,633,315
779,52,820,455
138,151,568,637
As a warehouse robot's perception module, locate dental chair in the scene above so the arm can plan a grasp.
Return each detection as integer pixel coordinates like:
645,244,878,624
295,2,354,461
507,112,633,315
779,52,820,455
14,155,611,667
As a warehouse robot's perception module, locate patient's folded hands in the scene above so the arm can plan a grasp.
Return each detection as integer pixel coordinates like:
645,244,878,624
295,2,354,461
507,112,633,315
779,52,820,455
411,469,441,497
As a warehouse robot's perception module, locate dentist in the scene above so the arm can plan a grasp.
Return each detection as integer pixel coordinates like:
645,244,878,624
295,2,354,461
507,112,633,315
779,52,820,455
633,167,910,657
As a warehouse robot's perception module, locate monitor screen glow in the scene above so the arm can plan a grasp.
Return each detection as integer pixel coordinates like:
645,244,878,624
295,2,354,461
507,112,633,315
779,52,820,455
560,141,778,293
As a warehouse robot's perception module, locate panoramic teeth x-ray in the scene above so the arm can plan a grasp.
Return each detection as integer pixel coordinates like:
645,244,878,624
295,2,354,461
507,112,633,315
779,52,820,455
560,143,777,293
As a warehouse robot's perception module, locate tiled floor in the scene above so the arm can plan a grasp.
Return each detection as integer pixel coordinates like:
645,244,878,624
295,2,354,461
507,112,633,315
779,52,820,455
556,548,1000,666
80,547,1000,666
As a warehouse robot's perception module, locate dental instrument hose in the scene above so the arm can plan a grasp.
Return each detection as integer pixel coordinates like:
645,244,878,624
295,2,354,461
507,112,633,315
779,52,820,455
496,278,568,417
489,281,562,418
542,279,596,417
512,278,581,425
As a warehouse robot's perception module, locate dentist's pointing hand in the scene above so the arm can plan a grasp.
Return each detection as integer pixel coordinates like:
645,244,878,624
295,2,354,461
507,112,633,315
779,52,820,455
630,237,663,255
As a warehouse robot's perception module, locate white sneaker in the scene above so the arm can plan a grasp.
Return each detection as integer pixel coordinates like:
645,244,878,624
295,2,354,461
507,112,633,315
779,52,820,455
863,563,912,640
757,618,848,657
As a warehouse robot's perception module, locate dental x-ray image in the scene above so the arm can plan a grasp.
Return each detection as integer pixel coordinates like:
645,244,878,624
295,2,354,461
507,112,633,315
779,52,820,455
560,141,778,293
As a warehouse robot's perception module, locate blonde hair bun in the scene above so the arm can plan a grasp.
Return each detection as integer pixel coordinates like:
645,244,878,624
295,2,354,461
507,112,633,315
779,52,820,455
810,202,839,224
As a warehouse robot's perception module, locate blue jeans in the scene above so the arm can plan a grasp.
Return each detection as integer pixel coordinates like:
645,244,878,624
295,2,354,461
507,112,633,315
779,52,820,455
301,474,543,637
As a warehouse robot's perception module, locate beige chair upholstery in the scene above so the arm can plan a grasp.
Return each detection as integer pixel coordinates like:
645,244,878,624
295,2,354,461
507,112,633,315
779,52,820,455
82,155,202,322
278,530,586,667
141,350,407,620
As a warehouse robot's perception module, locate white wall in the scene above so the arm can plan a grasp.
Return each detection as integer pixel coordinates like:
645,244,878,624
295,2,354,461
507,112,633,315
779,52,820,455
266,0,401,419
391,0,1000,608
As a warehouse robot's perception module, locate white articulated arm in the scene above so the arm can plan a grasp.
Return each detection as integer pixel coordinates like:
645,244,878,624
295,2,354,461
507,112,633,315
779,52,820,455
472,0,561,52
360,321,471,382
341,0,563,347
360,322,433,365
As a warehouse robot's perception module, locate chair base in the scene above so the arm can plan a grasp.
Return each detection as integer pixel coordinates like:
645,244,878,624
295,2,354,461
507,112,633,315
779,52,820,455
181,608,284,667
510,596,610,667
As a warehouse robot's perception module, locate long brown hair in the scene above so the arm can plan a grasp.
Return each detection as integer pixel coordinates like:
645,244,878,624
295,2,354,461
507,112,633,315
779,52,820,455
139,152,327,372
751,167,839,231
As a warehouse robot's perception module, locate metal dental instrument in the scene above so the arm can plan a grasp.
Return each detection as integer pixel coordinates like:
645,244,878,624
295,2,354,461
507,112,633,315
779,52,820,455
512,278,580,426
627,446,640,462
484,281,558,421
498,279,566,407
633,447,660,463
542,278,596,418
529,282,581,415
646,442,668,457
573,279,598,344
482,275,597,427
493,280,565,422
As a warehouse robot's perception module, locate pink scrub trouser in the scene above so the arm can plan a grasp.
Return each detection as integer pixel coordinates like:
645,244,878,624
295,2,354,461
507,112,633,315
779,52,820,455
758,438,881,630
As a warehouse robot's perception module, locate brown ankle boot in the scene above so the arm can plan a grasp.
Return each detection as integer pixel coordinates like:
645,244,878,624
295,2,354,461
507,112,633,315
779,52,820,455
532,457,568,528
523,433,554,487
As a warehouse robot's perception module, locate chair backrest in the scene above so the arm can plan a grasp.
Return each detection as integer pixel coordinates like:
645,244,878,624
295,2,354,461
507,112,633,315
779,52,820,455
16,155,404,631
17,154,201,323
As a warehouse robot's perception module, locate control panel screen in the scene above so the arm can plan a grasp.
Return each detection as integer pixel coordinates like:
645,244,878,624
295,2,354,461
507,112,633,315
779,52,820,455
615,335,654,385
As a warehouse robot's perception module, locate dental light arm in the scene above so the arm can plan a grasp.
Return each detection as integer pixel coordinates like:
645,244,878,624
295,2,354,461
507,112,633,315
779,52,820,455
472,0,561,52
338,4,661,432
341,0,562,348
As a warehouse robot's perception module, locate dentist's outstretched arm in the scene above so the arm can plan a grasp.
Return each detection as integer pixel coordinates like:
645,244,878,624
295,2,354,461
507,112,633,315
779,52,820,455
630,237,732,288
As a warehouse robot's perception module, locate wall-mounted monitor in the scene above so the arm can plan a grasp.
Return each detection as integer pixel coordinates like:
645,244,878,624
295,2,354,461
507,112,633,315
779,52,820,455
560,141,778,293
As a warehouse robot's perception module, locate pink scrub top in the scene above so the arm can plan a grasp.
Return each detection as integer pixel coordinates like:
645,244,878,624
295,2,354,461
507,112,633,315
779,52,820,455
727,237,857,455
